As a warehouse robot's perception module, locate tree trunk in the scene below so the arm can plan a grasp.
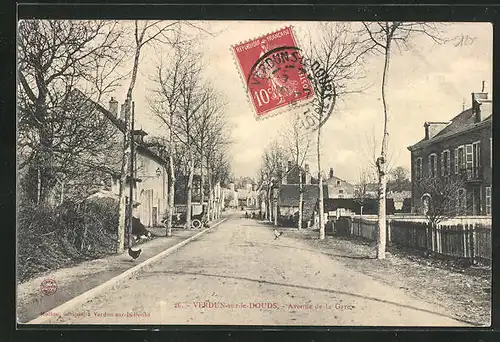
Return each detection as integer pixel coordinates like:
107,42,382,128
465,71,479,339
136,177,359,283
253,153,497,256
267,187,272,222
185,149,194,229
298,171,303,231
116,36,142,253
376,37,391,260
318,125,325,240
200,151,204,205
166,153,175,237
273,194,278,226
207,173,213,222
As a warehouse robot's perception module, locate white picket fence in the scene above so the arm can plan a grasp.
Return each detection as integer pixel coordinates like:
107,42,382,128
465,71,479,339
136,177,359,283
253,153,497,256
345,216,492,264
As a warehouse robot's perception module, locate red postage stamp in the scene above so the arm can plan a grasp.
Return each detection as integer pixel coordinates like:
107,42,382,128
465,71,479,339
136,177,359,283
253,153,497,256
232,26,315,118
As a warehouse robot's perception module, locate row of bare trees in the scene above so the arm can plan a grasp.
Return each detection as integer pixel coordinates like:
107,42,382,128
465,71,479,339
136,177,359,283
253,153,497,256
149,43,231,235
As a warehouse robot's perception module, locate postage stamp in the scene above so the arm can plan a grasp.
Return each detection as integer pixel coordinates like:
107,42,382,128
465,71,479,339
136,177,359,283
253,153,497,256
232,26,315,119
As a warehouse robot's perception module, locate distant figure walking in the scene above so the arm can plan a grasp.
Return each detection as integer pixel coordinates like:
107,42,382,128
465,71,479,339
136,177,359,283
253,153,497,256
245,211,249,219
251,212,256,219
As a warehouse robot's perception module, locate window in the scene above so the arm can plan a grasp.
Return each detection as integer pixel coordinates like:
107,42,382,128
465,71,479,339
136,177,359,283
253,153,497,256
465,143,473,173
455,145,465,174
415,157,423,180
338,189,344,198
472,141,481,178
429,153,437,178
441,150,451,176
485,186,491,215
336,180,341,186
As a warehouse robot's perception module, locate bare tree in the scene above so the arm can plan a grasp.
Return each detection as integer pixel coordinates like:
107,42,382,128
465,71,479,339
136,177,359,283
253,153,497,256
149,45,189,236
362,21,446,259
17,20,127,206
198,94,231,223
280,111,312,230
354,167,377,215
116,20,194,251
302,22,369,239
415,175,467,227
159,48,210,230
388,166,411,193
259,139,288,224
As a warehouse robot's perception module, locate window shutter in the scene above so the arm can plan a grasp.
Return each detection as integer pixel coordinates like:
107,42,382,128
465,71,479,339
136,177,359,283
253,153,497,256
466,144,473,171
454,148,458,174
433,155,437,178
447,151,451,175
477,141,481,167
441,152,444,176
428,155,431,178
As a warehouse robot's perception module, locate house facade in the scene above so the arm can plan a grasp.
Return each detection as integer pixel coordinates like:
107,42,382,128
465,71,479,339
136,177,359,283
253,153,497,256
323,168,356,199
236,183,259,208
96,96,169,227
407,87,492,216
277,161,327,226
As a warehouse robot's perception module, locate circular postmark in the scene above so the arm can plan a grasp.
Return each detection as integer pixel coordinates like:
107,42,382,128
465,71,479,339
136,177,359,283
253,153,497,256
247,45,336,131
247,45,313,112
40,278,57,296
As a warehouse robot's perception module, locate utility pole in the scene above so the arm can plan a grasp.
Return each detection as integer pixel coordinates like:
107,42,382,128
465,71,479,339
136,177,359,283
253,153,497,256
127,101,136,249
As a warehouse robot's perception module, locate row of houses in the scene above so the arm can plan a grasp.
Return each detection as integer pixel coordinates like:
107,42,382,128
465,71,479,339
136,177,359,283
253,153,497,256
407,84,493,217
84,94,224,228
256,83,492,228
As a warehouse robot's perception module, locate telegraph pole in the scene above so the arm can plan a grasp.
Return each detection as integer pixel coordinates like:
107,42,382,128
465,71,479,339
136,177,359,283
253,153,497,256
127,101,136,248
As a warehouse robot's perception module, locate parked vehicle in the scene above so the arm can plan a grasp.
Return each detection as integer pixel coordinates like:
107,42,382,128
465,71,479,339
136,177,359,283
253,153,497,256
161,203,208,229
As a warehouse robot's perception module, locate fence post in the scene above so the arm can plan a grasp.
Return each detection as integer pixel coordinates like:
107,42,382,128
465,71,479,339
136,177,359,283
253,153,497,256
425,223,430,252
470,223,476,265
386,219,391,246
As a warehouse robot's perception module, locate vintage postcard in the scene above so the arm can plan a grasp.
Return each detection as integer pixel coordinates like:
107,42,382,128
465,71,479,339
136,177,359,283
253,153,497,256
16,19,492,327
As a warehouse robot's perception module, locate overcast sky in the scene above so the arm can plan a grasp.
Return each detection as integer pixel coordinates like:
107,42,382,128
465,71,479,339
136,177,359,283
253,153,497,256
109,21,492,184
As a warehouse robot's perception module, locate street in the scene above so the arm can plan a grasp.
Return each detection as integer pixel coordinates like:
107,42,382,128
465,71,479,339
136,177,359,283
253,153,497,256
43,212,470,326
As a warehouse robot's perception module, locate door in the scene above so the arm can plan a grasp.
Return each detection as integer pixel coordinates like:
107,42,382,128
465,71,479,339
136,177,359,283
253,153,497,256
152,207,158,227
472,187,481,215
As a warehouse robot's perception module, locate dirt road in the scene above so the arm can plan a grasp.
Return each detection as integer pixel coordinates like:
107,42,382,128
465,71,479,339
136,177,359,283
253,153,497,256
40,212,471,326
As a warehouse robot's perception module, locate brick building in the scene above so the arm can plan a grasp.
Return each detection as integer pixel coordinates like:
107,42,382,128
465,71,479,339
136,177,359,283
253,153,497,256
407,85,492,216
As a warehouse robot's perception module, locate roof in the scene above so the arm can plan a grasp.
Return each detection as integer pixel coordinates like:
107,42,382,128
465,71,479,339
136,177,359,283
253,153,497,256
278,184,328,219
72,89,168,165
408,102,492,151
324,175,355,188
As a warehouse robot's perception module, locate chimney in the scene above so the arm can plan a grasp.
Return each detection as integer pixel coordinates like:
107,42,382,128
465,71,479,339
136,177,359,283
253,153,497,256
109,97,118,117
329,167,334,179
304,164,311,185
472,83,489,122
